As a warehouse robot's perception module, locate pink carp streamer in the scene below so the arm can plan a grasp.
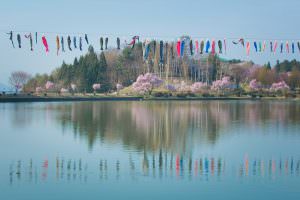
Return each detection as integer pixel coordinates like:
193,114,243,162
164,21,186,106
176,40,181,57
42,36,49,53
246,42,250,56
273,41,278,53
211,40,216,55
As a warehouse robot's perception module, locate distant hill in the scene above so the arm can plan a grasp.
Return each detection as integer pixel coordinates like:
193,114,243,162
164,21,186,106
0,83,11,92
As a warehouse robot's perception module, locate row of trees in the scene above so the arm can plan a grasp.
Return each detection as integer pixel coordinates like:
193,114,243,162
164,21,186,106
15,42,300,94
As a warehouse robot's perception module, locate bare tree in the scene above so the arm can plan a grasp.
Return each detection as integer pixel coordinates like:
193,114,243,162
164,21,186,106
9,71,31,93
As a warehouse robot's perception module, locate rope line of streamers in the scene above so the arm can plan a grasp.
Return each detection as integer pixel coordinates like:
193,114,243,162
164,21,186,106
2,30,300,57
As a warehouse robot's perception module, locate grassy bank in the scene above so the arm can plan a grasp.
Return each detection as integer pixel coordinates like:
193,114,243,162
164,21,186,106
0,93,299,103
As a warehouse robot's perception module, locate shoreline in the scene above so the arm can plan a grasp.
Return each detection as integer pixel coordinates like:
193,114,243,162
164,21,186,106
0,95,299,103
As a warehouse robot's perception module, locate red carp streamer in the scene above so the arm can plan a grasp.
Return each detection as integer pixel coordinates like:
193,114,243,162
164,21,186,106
42,36,49,53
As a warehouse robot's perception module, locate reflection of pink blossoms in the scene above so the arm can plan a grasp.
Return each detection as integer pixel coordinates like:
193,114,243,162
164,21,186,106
270,81,289,91
93,84,101,91
249,79,262,91
191,82,208,93
45,81,55,90
133,73,163,94
211,76,231,90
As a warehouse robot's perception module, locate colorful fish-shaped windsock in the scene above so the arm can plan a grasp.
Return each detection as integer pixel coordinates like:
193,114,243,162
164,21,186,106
270,41,273,52
190,40,194,56
195,40,199,54
211,40,216,55
117,37,121,50
224,39,227,54
56,36,60,55
17,34,21,48
42,36,49,53
254,42,258,52
180,40,185,57
205,40,210,53
128,36,139,48
233,38,244,47
273,41,278,53
286,41,289,53
153,41,156,56
176,40,181,57
105,38,108,50
61,37,65,52
218,40,222,54
35,32,38,44
246,42,250,56
25,33,33,51
200,40,205,54
262,41,266,52
73,36,77,49
280,42,283,53
165,42,168,63
85,34,89,45
297,42,300,53
292,43,295,53
259,42,262,52
170,43,174,58
7,31,15,48
190,40,193,55
79,37,82,51
143,40,151,60
100,37,103,50
67,36,72,51
159,40,164,64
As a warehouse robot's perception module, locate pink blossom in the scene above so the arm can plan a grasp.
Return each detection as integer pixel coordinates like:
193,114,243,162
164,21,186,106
60,88,68,93
191,82,208,93
175,81,191,92
116,83,124,91
165,84,176,92
92,83,101,91
70,84,76,91
211,76,231,91
249,79,262,91
270,81,290,91
45,81,54,90
133,73,163,94
35,87,43,93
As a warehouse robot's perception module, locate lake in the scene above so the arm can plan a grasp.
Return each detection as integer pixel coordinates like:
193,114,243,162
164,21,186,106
0,100,299,200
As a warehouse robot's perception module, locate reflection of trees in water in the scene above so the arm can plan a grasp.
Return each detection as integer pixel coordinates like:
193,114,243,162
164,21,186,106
53,101,300,152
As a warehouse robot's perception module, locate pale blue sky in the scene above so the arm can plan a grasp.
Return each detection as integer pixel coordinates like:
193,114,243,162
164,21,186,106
1,0,300,84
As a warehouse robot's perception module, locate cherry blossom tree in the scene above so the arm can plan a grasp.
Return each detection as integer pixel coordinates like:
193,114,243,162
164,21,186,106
132,73,163,95
9,71,31,93
165,84,176,92
116,83,124,92
270,81,290,92
92,83,101,94
60,88,69,93
211,76,231,91
175,81,191,92
35,87,43,93
44,81,55,94
249,79,262,91
190,82,208,93
70,83,76,95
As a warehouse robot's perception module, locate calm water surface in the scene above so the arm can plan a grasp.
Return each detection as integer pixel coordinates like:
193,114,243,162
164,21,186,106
0,100,300,200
